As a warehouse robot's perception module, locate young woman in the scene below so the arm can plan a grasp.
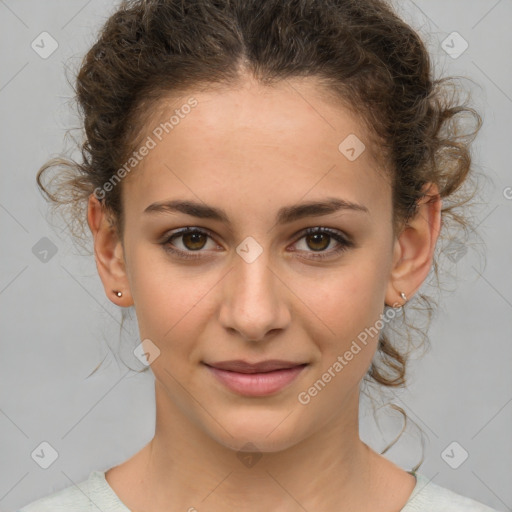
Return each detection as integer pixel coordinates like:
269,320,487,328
19,0,498,510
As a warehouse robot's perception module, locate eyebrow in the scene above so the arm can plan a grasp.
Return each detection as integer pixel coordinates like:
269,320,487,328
144,197,369,225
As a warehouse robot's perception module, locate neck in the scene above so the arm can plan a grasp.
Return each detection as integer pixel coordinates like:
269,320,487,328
129,381,379,511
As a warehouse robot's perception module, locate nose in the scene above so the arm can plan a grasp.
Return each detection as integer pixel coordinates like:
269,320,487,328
218,245,291,342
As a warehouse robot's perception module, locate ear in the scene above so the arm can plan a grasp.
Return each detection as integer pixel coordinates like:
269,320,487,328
385,183,442,307
87,194,134,307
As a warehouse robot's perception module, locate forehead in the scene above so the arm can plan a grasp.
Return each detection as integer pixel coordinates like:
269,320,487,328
122,77,392,221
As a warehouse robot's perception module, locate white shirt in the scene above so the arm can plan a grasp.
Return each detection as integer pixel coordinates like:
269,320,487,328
17,470,500,511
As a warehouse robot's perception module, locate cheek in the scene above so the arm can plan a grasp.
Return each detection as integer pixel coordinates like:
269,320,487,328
311,265,385,337
125,244,215,343
304,261,388,379
296,283,384,411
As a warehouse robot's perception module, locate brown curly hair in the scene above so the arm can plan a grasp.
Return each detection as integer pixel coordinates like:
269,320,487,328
36,0,485,468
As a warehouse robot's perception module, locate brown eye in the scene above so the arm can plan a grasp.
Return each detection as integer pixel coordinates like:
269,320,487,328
182,231,208,250
292,227,354,260
161,227,218,260
305,233,330,251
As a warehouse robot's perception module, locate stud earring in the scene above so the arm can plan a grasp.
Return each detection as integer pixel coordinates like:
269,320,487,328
114,290,123,297
388,291,408,309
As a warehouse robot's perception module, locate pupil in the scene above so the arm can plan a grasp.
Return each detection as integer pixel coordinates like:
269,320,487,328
308,233,329,251
184,232,206,250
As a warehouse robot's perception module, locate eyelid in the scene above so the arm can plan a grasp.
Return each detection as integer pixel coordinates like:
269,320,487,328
161,226,221,255
160,225,354,260
289,226,354,259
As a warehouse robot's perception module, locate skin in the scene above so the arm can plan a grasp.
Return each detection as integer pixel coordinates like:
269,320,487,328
87,75,441,512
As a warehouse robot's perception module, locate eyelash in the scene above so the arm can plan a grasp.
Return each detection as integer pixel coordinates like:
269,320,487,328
160,226,354,261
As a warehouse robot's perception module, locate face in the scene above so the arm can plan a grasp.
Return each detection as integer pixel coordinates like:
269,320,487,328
112,77,401,452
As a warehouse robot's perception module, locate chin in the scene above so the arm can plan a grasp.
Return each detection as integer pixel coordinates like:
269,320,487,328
204,408,306,454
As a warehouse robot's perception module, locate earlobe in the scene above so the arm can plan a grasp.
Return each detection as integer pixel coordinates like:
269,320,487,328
87,194,134,306
385,183,442,307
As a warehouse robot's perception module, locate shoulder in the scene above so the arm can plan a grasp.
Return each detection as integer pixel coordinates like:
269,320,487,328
16,470,128,512
402,473,500,512
17,473,92,512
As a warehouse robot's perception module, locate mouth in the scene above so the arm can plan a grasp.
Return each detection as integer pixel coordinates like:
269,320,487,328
203,360,309,397
204,359,308,373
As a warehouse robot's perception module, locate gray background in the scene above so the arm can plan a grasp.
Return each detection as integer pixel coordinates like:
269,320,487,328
1,0,511,510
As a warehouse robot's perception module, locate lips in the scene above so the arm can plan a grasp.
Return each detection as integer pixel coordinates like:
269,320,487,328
204,360,309,397
204,359,307,373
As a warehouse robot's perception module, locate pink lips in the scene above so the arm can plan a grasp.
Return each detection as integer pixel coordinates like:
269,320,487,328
204,359,308,397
